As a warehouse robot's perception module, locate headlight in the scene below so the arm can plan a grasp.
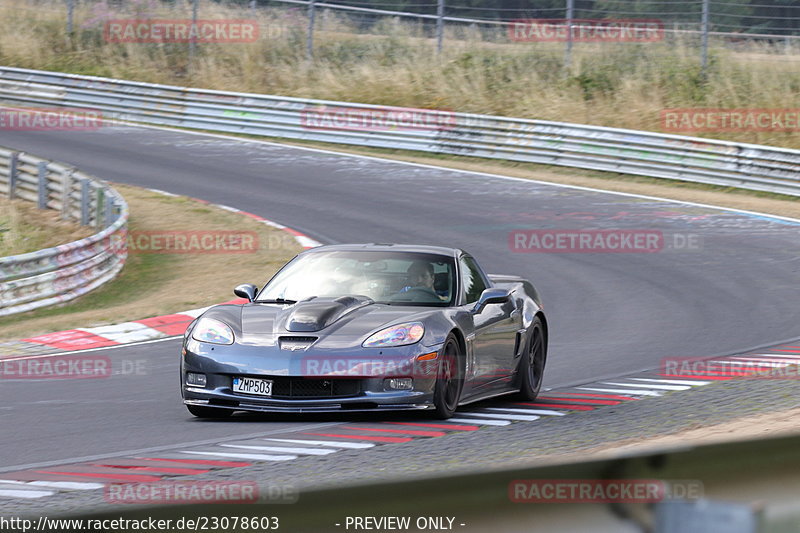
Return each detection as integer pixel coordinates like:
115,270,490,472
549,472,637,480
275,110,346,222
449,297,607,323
363,322,424,348
191,317,235,345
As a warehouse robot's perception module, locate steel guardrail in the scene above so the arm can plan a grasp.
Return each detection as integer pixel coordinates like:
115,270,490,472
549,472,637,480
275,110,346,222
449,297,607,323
0,145,128,317
0,66,799,198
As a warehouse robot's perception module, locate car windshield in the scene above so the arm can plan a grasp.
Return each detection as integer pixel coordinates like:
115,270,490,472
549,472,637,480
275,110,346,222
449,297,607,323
257,250,456,306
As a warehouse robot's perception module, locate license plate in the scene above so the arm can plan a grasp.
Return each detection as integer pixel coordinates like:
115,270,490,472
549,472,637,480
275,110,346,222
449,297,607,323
232,376,273,396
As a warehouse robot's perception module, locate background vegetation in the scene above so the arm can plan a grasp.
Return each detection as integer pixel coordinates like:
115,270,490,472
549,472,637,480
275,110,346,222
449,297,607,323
0,0,798,149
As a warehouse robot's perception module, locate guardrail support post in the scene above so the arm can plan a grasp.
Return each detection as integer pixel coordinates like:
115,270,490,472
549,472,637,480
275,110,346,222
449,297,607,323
189,0,199,68
37,162,48,209
80,179,90,226
95,187,105,228
105,195,115,226
8,152,18,200
564,0,574,72
701,0,710,78
61,170,73,221
307,0,316,61
436,0,444,54
66,0,74,34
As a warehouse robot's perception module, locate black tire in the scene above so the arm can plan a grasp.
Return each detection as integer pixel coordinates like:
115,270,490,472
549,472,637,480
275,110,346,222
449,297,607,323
432,334,464,419
186,404,234,419
515,317,546,401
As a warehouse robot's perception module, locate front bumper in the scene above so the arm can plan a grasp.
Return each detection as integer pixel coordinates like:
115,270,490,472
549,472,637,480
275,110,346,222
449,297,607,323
183,392,434,414
181,339,442,413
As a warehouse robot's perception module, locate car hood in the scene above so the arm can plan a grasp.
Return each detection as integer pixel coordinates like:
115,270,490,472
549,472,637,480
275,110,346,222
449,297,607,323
227,296,437,346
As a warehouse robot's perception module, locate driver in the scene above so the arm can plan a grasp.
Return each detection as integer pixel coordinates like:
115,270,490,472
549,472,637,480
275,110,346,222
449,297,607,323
400,261,447,300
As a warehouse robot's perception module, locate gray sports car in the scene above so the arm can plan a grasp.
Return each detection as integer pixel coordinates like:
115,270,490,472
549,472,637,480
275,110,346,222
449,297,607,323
180,244,548,419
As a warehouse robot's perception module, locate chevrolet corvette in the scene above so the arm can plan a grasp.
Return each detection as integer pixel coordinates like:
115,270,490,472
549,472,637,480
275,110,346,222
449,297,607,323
180,243,547,419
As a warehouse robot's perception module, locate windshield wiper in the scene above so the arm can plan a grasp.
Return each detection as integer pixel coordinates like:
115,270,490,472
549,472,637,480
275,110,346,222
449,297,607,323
256,298,297,304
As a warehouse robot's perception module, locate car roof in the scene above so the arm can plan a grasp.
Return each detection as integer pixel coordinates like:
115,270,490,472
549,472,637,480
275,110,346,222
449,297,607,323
301,243,462,258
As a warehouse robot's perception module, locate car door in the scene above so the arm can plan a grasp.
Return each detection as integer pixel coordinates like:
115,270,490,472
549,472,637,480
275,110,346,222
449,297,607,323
459,255,518,392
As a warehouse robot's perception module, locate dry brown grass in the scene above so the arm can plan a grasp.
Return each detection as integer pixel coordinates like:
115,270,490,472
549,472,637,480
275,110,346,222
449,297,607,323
1,0,800,147
0,197,94,256
0,183,302,341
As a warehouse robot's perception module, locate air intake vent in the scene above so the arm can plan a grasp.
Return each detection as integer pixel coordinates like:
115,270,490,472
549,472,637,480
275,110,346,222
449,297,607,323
272,378,361,398
279,336,318,351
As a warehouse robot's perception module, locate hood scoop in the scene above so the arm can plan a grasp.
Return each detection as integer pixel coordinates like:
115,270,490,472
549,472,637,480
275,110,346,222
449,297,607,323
278,336,317,351
286,295,373,332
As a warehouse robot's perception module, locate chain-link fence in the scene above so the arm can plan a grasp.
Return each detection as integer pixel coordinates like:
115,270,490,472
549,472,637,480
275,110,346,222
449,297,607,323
49,0,800,75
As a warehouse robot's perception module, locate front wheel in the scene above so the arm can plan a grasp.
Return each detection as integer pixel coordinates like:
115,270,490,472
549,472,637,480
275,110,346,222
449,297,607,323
515,317,546,401
432,334,464,419
186,404,233,419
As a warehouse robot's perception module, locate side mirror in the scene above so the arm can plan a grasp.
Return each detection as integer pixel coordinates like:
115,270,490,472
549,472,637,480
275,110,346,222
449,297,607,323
471,288,511,314
234,283,258,302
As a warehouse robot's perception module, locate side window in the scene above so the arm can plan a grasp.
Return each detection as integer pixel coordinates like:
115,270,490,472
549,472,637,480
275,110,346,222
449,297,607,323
459,256,488,305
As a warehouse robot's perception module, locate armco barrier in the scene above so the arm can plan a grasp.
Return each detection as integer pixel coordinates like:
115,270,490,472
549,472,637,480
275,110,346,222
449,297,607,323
0,146,128,317
1,66,800,196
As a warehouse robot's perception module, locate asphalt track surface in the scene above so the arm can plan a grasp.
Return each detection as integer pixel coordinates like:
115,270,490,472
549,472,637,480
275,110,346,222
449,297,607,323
2,125,800,469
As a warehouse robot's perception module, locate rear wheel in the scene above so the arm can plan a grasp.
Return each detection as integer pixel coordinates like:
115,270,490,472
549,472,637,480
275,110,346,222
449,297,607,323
186,404,233,419
433,334,464,419
515,317,545,401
